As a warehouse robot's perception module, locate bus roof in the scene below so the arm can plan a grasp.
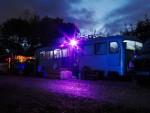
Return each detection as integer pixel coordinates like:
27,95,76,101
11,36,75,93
36,35,142,52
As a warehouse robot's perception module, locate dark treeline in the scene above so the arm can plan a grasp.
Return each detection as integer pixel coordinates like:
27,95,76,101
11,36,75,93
122,16,150,43
0,16,79,56
0,15,150,56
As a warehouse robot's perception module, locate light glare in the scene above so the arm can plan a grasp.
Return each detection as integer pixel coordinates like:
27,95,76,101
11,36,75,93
69,39,78,47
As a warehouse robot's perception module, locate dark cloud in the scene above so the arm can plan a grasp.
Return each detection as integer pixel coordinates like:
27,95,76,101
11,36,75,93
66,8,96,28
102,0,150,34
0,0,148,34
0,0,77,21
0,0,96,32
0,0,83,18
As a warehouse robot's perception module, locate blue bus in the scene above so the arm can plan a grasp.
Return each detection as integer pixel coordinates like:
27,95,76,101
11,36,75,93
35,35,143,78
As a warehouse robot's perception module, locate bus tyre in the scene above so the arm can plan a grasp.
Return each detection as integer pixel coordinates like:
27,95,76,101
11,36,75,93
81,66,91,80
107,71,120,81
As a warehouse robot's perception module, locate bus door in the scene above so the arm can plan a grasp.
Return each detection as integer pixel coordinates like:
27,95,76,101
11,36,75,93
123,40,143,72
108,41,121,73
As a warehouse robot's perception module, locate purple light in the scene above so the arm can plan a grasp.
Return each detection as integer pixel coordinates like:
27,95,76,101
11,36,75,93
69,39,78,47
60,40,68,48
59,38,79,48
60,44,64,48
49,80,94,98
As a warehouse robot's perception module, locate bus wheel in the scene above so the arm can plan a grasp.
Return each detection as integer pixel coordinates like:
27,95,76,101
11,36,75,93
81,66,92,80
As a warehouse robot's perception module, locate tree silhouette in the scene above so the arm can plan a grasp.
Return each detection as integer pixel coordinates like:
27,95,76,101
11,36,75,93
122,16,150,43
0,16,79,55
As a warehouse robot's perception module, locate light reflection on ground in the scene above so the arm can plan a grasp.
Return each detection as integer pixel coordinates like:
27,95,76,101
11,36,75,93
48,80,96,98
1,76,150,109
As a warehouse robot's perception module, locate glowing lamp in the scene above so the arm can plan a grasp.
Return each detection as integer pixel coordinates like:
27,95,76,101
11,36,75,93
69,39,78,47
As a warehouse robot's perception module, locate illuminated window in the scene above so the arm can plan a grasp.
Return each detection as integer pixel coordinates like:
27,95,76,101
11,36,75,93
50,51,53,59
110,42,119,53
40,51,45,59
45,51,50,59
124,40,135,50
62,49,68,57
123,40,143,51
95,43,107,54
54,49,61,59
135,42,143,50
83,45,93,55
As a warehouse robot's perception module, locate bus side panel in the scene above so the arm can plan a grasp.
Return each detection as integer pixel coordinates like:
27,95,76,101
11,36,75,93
78,40,124,76
79,55,107,74
79,55,122,76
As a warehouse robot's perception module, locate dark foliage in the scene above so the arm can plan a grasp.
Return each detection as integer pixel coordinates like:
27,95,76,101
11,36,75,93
0,16,79,55
122,16,150,43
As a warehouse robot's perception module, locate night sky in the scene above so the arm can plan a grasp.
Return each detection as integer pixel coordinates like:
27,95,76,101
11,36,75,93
0,0,149,35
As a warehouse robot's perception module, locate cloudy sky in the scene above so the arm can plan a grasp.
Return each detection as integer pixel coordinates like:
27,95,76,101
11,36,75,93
0,0,149,35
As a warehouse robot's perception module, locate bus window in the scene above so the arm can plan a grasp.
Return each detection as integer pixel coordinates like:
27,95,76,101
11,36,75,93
62,49,68,57
95,43,107,55
50,51,53,59
45,51,53,59
123,40,143,51
110,42,119,53
83,45,93,55
45,51,50,59
54,49,61,59
135,42,143,50
40,51,45,59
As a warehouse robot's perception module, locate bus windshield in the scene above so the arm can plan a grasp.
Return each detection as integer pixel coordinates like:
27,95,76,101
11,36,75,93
123,40,143,51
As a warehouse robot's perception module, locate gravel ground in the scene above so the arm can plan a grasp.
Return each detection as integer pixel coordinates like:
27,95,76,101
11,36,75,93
0,75,150,113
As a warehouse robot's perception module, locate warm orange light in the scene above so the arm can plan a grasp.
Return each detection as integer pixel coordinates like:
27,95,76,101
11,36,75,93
15,55,33,63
